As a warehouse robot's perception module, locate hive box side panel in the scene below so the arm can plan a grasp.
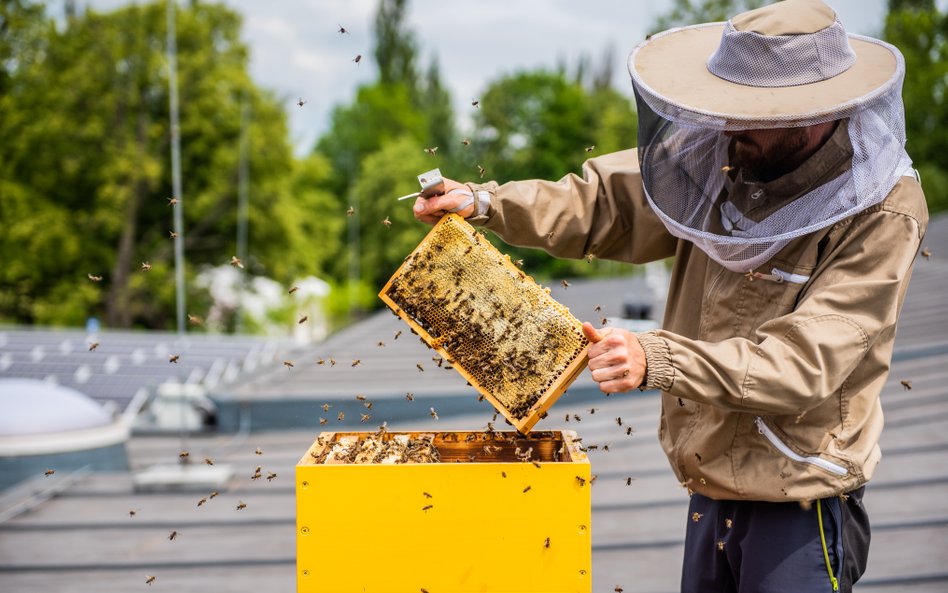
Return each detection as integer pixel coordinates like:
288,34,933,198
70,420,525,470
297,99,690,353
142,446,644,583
296,460,591,592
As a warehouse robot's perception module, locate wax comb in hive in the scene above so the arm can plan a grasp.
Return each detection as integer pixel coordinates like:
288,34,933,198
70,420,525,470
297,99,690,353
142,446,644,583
379,214,589,433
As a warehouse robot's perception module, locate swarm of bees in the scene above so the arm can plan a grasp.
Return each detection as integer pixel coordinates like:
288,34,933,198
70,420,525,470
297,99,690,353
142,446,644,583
380,215,588,426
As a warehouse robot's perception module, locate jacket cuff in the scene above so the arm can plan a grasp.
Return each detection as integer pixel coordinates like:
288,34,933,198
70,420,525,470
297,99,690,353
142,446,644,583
636,331,674,391
464,181,497,226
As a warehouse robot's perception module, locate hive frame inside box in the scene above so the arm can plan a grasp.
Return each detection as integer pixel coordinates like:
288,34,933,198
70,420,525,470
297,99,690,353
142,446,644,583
296,430,591,593
379,214,589,434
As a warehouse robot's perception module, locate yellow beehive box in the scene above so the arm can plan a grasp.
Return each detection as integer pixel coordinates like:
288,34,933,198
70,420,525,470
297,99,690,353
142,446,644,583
379,214,590,434
296,430,591,593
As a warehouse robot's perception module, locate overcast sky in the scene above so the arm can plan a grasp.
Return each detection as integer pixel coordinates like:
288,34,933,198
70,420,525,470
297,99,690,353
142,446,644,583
69,0,899,155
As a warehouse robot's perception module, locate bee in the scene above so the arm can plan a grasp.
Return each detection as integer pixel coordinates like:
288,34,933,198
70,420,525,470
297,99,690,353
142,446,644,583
423,492,433,498
547,231,555,240
501,471,507,478
615,587,624,593
321,403,331,412
255,447,263,455
337,412,345,421
146,575,156,585
422,504,433,511
471,99,480,108
209,491,219,499
678,397,685,407
128,509,139,517
900,380,912,390
522,485,532,493
429,407,438,420
626,477,632,486
477,164,486,178
267,472,277,482
694,452,702,462
360,413,371,423
179,451,189,459
588,407,597,414
169,354,180,364
615,417,623,426
364,402,373,410
230,256,244,268
725,518,733,529
283,360,294,368
169,230,178,238
424,146,438,156
44,468,55,477
299,315,308,324
600,317,608,326
319,417,328,425
417,363,424,372
626,427,634,436
317,358,325,366
376,341,386,348
353,54,362,65
382,216,392,228
236,501,247,510
88,341,100,351
461,138,471,146
699,477,707,485
204,457,214,466
351,359,361,367
346,206,355,217
140,262,152,271
88,273,103,282
394,330,402,340
573,414,581,422
167,196,178,206
406,392,414,401
692,512,703,523
169,530,178,541
296,97,306,107
594,305,602,313
721,165,735,173
329,357,336,367
921,247,931,259
561,280,570,289
338,24,348,34
717,540,725,551
575,476,586,487
197,497,207,507
187,314,203,326
289,286,299,294
532,461,541,469
585,145,595,153
544,537,551,548
251,469,261,480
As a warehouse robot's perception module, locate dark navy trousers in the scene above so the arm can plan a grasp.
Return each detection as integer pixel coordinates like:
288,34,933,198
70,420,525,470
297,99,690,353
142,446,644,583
682,488,870,593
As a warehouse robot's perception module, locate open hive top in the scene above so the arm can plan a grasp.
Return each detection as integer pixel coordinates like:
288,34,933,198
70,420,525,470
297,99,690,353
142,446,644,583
379,214,589,433
300,430,586,465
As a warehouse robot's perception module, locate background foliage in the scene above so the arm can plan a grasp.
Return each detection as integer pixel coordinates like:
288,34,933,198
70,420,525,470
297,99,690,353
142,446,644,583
0,0,944,330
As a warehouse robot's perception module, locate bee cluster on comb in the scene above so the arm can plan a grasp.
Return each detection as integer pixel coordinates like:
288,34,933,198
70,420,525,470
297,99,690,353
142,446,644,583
379,214,589,433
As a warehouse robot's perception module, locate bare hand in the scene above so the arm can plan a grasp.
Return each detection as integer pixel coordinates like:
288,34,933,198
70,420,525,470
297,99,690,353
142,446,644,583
412,178,475,225
582,322,647,393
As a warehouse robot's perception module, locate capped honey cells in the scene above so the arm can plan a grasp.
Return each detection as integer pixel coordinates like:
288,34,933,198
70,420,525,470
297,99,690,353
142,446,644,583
379,214,589,433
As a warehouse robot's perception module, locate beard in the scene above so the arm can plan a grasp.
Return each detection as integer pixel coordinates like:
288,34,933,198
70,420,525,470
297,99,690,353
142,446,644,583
730,128,812,182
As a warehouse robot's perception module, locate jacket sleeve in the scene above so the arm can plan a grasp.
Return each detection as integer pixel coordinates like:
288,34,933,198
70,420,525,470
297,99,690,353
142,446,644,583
637,190,928,415
466,149,678,264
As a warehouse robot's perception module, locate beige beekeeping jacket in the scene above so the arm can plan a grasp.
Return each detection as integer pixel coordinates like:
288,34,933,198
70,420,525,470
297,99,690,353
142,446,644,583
467,136,928,502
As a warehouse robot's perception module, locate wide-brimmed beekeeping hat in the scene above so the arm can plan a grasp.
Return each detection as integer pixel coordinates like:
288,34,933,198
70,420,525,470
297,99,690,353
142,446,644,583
629,0,903,130
626,0,912,273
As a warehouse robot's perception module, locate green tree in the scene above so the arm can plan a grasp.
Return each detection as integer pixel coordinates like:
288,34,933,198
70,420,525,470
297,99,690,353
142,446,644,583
884,1,948,212
0,1,339,327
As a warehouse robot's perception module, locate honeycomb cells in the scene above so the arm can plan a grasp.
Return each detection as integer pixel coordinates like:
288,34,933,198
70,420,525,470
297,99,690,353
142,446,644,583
382,215,588,421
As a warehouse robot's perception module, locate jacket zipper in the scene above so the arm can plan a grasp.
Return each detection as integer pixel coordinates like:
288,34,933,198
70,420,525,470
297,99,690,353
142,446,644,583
754,417,848,476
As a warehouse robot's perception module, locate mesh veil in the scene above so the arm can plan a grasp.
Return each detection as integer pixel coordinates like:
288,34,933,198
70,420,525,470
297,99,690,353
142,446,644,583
629,27,912,273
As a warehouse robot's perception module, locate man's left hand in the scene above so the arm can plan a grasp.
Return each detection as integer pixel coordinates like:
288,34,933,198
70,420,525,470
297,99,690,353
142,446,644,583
582,322,647,393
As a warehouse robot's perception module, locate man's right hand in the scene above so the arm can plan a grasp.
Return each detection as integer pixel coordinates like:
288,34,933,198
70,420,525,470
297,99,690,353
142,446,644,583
413,178,475,225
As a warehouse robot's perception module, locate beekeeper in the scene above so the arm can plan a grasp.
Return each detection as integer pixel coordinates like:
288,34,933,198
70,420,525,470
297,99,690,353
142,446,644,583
413,0,928,590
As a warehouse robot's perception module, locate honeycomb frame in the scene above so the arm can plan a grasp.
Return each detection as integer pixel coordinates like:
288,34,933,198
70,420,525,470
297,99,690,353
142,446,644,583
379,214,589,433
